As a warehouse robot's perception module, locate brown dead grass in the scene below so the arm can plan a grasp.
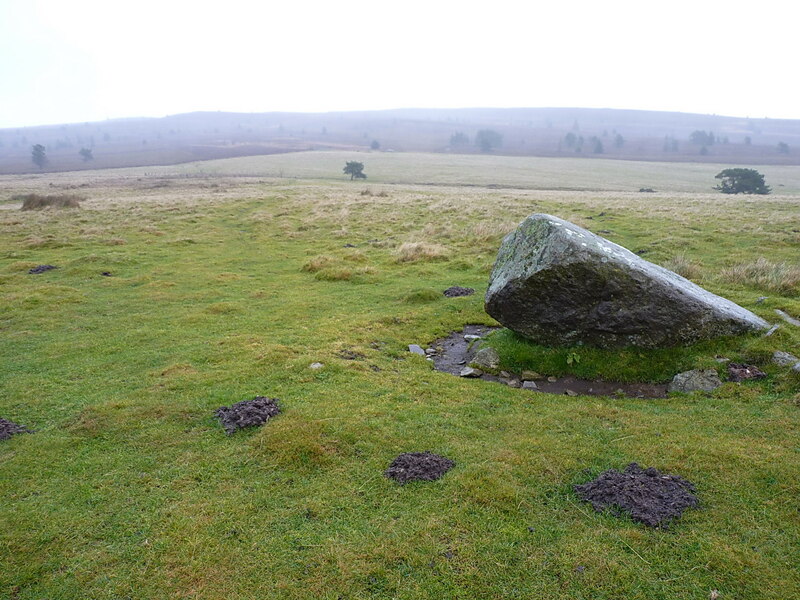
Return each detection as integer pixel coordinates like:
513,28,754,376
720,257,800,295
395,241,449,263
18,193,83,210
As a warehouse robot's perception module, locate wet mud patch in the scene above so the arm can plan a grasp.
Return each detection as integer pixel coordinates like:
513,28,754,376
443,286,475,297
28,265,58,274
574,463,698,528
428,326,667,398
0,418,32,441
385,451,455,484
215,396,280,435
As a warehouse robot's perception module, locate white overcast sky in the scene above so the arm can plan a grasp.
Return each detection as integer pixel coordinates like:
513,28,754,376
0,0,796,128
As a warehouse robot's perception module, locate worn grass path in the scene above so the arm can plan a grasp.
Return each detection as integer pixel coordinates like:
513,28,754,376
1,154,799,599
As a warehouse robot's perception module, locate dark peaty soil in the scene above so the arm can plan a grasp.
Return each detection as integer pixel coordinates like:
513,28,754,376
385,451,455,484
574,463,699,528
727,363,766,382
215,396,280,435
443,286,475,297
28,265,58,274
0,418,32,441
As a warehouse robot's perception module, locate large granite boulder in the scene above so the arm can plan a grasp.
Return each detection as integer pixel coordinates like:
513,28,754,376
485,214,769,348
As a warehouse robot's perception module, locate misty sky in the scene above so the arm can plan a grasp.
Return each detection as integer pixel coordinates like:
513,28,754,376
0,0,796,128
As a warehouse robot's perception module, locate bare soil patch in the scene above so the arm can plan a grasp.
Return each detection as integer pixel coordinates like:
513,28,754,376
215,397,280,435
28,265,58,274
727,363,767,382
0,418,32,441
574,463,698,528
385,451,455,484
443,286,475,297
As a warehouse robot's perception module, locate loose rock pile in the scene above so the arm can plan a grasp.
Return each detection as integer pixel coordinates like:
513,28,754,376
574,463,699,528
215,397,280,435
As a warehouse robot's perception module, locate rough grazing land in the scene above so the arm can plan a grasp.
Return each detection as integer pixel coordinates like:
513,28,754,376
0,154,798,600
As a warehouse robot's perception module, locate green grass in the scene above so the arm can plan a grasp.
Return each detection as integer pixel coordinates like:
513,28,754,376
1,153,799,599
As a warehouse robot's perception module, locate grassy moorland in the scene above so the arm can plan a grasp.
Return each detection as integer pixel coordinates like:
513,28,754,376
1,152,799,599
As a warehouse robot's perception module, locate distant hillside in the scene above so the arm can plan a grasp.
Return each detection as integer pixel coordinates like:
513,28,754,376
2,107,800,174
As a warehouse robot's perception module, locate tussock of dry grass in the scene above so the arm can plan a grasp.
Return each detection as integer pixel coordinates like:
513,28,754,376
662,253,703,280
302,255,336,273
395,241,449,263
471,220,517,242
721,258,800,295
18,193,83,210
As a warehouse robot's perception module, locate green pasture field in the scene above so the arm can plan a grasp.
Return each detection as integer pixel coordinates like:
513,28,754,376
1,152,799,599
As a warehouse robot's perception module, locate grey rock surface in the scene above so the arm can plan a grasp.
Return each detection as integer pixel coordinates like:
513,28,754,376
775,309,800,327
408,344,426,356
459,367,482,378
772,351,799,367
471,347,500,370
668,369,723,393
485,214,769,348
522,381,538,390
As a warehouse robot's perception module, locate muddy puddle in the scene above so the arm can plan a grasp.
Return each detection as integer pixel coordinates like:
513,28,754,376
427,326,667,399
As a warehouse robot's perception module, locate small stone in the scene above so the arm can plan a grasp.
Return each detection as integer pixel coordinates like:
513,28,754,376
507,379,522,388
425,348,436,355
309,362,324,370
772,351,799,367
714,356,730,363
471,347,500,370
522,381,538,390
547,376,557,383
763,324,780,337
668,369,722,393
775,309,800,327
464,334,481,341
408,344,426,356
756,296,768,304
521,370,542,380
500,370,511,378
793,363,800,374
565,389,578,396
460,367,482,378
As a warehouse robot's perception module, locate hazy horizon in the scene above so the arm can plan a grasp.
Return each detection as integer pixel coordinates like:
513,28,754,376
2,0,797,129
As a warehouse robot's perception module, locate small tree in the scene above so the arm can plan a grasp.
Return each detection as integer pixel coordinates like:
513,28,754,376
449,131,469,146
475,129,503,152
343,161,366,180
370,139,380,150
614,133,625,148
714,168,770,195
690,130,715,145
777,142,790,154
31,144,47,168
79,147,94,162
